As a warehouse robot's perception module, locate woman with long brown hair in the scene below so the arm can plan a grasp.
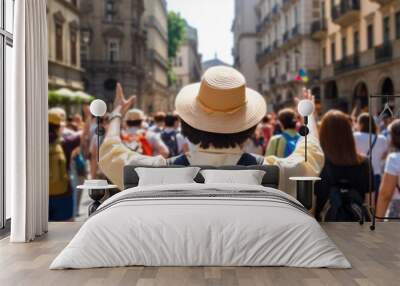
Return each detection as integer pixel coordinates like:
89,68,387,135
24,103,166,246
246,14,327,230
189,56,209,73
314,110,372,221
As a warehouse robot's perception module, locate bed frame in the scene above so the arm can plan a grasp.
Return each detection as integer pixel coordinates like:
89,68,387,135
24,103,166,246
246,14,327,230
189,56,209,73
123,165,280,190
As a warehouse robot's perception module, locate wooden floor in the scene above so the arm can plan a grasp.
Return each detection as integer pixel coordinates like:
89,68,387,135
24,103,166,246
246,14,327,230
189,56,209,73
0,222,399,286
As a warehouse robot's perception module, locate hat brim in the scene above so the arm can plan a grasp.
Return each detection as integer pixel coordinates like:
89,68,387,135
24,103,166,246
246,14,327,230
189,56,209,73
175,83,267,134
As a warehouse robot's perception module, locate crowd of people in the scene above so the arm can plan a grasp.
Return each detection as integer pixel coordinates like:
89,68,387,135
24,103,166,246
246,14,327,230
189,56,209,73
48,66,400,223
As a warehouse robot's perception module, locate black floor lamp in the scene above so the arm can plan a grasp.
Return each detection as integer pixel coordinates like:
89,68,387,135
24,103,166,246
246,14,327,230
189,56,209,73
290,99,321,210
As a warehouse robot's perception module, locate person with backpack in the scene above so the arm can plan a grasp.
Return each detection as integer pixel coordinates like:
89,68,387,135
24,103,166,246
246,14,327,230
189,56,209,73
99,67,324,199
314,110,373,222
265,108,300,158
160,114,189,158
121,108,169,158
376,119,400,219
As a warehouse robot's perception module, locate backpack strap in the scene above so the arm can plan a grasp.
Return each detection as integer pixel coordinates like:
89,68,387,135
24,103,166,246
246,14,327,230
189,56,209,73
167,154,190,166
367,135,378,156
236,153,265,166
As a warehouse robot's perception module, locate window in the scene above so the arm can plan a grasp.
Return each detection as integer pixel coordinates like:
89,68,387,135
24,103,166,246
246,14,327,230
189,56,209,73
1,0,15,231
341,36,347,58
353,31,359,54
367,24,374,49
70,29,77,65
396,12,400,39
105,0,115,22
331,41,336,63
81,44,89,61
107,38,119,62
322,47,326,66
55,23,63,61
383,16,390,44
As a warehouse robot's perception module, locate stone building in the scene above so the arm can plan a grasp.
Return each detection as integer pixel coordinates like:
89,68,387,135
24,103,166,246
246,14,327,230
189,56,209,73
253,0,322,111
172,21,202,90
316,0,400,114
232,0,260,90
47,0,84,91
142,0,170,113
79,0,146,107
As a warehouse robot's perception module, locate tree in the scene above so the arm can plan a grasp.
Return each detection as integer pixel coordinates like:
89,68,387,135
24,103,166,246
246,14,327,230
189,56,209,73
168,11,186,59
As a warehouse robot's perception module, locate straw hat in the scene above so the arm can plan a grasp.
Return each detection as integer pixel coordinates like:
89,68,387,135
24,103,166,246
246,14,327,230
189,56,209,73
48,108,66,126
175,66,266,134
125,108,145,121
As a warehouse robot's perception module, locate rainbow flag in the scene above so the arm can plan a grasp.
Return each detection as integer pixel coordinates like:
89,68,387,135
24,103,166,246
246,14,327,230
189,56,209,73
295,68,309,83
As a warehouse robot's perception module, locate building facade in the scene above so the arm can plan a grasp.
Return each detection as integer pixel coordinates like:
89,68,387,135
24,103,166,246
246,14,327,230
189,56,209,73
79,0,146,107
172,21,202,90
232,0,260,90
47,0,84,91
317,0,400,113
254,0,322,111
142,0,170,113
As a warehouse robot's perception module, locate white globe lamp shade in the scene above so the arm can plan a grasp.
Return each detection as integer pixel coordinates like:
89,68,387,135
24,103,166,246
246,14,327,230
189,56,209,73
90,99,107,117
297,99,314,117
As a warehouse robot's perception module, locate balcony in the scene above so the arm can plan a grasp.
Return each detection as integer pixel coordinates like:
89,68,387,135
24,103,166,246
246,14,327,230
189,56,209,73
375,42,393,63
331,0,361,27
256,46,271,63
271,4,279,20
256,14,271,33
283,31,290,42
311,19,327,40
369,0,396,5
334,54,360,75
291,25,299,38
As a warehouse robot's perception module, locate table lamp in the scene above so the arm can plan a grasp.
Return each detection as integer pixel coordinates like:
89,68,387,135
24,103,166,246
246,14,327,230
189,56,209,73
89,99,107,162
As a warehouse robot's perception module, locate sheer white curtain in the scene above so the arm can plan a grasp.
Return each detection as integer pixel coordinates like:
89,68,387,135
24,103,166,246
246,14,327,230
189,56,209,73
8,0,48,242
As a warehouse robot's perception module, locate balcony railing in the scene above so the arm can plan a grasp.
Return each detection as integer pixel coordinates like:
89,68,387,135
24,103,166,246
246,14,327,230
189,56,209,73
375,42,393,63
331,0,361,26
334,54,360,74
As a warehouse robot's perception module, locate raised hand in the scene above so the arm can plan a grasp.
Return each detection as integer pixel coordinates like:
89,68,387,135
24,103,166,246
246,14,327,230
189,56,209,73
294,88,315,107
114,82,136,116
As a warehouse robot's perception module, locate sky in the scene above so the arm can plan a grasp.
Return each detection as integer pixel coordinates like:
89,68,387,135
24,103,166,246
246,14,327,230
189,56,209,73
167,0,234,65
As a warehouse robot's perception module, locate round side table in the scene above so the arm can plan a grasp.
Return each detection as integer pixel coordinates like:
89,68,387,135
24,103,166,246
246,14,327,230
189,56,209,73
77,184,117,216
289,177,321,210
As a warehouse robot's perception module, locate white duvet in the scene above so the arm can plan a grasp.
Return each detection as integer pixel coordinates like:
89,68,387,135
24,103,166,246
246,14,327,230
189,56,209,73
50,183,351,269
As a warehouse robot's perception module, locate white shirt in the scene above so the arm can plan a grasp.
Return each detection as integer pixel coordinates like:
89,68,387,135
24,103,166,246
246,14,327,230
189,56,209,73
384,152,400,199
354,132,388,175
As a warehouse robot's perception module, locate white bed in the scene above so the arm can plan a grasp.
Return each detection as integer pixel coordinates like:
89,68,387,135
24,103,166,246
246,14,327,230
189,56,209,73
50,183,351,269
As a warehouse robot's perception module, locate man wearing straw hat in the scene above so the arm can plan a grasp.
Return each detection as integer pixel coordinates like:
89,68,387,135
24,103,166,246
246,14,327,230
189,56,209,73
99,66,323,198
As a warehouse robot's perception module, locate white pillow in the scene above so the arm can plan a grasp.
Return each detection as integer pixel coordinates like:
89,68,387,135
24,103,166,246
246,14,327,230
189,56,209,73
200,169,266,185
135,167,200,186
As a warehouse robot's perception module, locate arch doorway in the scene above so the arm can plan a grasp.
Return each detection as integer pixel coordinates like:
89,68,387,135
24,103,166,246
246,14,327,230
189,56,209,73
353,82,368,111
380,77,395,108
